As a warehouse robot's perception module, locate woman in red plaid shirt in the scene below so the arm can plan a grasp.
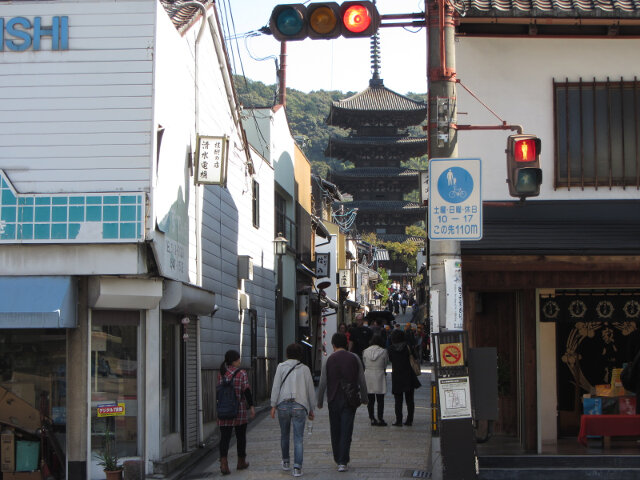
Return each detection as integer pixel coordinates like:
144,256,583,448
217,350,255,475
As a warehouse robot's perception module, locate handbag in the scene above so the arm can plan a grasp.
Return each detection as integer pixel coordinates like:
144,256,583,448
340,379,361,408
408,347,421,376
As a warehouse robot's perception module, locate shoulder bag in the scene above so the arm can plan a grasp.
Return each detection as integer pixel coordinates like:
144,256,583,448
408,346,421,376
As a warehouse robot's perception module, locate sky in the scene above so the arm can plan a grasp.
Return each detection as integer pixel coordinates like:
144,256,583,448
219,0,428,95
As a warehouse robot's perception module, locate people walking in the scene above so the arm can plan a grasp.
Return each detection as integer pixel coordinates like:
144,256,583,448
217,350,256,475
388,330,421,427
317,333,368,472
362,335,389,426
270,343,317,477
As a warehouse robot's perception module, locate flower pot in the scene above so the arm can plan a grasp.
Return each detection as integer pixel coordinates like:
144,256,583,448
104,469,123,480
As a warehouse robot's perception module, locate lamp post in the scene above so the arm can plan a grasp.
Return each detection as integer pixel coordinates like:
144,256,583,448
274,233,288,363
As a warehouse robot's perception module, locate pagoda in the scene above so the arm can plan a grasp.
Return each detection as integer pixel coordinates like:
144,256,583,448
325,33,427,276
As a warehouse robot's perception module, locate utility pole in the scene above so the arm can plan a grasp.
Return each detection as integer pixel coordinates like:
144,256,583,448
427,1,477,479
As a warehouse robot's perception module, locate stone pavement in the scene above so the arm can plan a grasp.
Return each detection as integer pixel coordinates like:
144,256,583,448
181,368,433,480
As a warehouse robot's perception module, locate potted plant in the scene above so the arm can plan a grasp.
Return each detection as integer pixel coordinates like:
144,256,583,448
95,428,123,480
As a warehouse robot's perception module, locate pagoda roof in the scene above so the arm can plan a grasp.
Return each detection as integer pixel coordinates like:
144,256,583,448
331,167,420,179
327,83,427,129
325,136,428,161
377,234,426,243
337,200,426,212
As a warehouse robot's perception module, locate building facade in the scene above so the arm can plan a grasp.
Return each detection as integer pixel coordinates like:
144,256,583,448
452,0,640,454
0,1,278,478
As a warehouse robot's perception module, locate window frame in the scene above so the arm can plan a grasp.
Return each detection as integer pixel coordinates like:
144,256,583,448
553,77,640,190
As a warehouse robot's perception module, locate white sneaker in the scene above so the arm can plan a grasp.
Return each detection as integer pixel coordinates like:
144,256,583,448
282,460,290,471
337,464,348,472
293,466,303,477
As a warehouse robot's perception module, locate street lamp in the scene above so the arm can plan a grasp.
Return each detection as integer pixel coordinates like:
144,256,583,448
274,233,288,362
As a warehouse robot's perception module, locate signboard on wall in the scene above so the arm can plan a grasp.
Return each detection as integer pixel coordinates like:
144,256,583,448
195,135,228,185
316,253,330,278
338,269,352,288
445,259,463,330
438,377,472,419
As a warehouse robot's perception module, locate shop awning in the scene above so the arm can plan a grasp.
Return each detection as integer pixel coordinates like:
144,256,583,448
0,276,77,328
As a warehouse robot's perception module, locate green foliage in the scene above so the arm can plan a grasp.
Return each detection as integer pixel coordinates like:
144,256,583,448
376,267,391,304
234,75,351,177
405,225,427,238
94,428,121,471
234,75,428,179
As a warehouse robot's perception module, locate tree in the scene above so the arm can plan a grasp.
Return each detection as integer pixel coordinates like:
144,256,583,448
376,267,391,305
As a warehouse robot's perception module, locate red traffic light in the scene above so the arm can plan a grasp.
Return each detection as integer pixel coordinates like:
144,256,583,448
513,137,540,163
269,2,379,41
340,1,379,37
506,134,542,199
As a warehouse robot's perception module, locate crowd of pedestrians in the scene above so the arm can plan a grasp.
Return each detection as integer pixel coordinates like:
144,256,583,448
214,284,428,476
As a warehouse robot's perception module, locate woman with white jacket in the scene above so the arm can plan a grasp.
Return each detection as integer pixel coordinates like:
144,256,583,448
270,343,316,477
363,334,389,426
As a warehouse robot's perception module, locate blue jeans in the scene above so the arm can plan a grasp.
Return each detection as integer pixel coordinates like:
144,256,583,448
328,396,356,465
277,400,306,468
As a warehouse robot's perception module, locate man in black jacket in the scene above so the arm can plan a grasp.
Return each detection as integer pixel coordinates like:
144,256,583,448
317,333,368,472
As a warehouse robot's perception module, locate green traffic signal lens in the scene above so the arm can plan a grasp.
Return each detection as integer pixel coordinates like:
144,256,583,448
276,7,305,36
515,168,542,194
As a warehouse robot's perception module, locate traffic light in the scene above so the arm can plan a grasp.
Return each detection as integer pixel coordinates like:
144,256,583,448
269,2,380,41
506,134,542,199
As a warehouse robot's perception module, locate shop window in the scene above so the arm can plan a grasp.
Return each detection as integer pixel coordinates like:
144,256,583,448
0,329,66,478
90,310,140,478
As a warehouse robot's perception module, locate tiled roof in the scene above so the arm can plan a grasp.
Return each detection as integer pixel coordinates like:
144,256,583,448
327,84,428,128
331,168,420,178
329,136,427,147
159,0,210,32
337,200,426,211
377,234,426,243
332,84,427,113
460,0,640,17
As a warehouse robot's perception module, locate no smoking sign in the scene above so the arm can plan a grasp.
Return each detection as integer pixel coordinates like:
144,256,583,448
440,342,464,367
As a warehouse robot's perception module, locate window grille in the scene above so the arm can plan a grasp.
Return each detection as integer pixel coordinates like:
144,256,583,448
554,77,640,189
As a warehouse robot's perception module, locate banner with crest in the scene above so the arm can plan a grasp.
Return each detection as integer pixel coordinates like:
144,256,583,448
539,293,640,411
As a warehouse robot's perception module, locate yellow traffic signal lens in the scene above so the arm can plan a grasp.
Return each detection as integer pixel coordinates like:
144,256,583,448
515,139,536,162
309,6,338,34
343,5,371,33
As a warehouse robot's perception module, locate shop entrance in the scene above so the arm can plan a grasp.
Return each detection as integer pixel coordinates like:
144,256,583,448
90,310,141,479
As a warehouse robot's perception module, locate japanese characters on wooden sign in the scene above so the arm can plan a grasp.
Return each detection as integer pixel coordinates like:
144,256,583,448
316,253,330,278
196,135,228,185
339,269,352,288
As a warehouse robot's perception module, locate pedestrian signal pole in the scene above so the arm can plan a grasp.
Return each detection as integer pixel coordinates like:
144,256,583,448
426,0,478,478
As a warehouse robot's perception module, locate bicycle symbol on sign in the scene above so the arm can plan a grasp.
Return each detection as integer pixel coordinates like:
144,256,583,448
448,186,466,199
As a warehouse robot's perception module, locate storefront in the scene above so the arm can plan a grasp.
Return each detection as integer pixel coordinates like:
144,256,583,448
0,276,77,479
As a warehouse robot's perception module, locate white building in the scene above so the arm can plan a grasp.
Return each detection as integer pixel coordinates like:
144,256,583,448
449,1,640,456
0,1,276,478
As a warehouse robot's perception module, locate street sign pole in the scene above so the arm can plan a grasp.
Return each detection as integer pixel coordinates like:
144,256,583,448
426,0,479,478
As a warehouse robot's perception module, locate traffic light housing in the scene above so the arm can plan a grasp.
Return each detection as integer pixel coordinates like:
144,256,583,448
506,134,542,199
270,2,380,41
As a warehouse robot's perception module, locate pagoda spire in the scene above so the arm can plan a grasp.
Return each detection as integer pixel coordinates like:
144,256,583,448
370,0,383,87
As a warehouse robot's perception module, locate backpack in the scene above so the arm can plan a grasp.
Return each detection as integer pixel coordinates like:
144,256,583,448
216,369,241,420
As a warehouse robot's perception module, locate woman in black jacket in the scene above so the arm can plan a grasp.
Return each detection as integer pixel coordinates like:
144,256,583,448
388,329,421,426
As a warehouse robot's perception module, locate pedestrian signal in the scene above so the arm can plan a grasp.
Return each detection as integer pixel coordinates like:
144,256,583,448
506,134,542,199
269,2,380,41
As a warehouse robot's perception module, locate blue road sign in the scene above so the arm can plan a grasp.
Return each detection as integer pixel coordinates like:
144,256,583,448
428,158,482,240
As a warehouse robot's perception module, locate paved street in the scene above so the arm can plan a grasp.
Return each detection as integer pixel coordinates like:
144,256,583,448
180,310,433,479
